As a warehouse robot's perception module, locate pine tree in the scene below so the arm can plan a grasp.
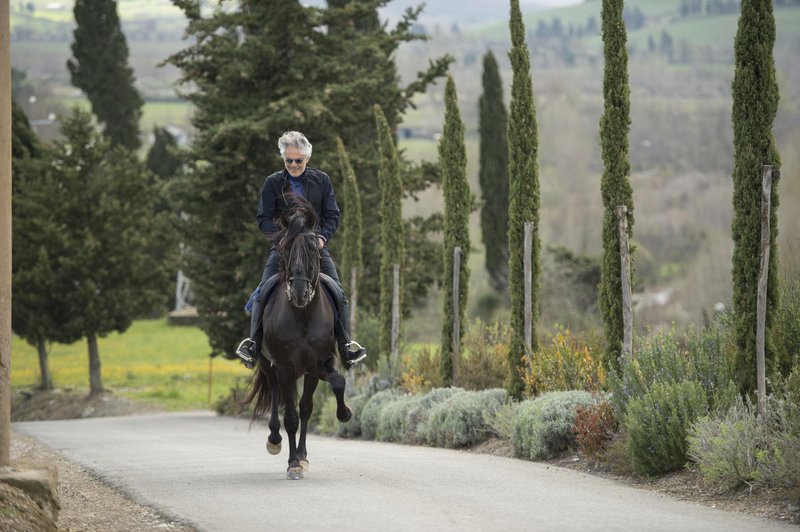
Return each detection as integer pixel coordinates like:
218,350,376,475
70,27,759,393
598,0,633,372
731,0,781,392
39,109,170,395
166,1,449,356
375,105,404,360
478,51,509,293
11,100,62,390
507,0,541,399
439,75,471,387
67,0,143,150
336,137,363,334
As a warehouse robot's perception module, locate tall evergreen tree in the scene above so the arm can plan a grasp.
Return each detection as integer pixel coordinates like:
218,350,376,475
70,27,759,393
731,0,781,392
439,75,471,387
507,0,541,399
11,100,62,390
40,109,169,395
146,127,181,181
478,51,509,293
67,0,144,150
336,137,363,332
375,105,404,359
599,0,633,371
166,0,449,356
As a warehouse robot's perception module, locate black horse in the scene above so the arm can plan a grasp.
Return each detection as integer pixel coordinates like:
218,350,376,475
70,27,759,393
242,195,351,480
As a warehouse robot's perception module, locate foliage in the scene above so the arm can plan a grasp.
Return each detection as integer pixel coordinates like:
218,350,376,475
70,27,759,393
507,0,541,399
478,51,509,293
608,326,737,417
67,0,143,149
731,0,781,394
524,327,606,393
146,126,181,181
625,380,708,476
419,389,507,448
164,0,448,357
439,75,471,387
598,0,634,371
13,109,172,394
376,105,405,360
336,138,363,315
401,347,442,394
360,389,404,440
485,401,519,441
687,399,765,490
772,277,800,378
574,400,619,459
458,320,510,391
402,387,465,445
512,391,599,460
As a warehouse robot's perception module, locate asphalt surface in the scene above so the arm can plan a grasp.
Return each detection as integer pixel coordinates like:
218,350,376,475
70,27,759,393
13,411,796,532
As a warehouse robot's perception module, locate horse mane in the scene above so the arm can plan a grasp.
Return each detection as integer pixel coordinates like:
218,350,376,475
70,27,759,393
274,194,320,281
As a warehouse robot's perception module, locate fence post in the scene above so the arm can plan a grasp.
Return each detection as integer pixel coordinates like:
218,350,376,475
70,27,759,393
756,164,773,421
452,246,462,384
615,205,633,360
391,263,400,367
0,0,11,466
349,267,358,338
523,222,534,363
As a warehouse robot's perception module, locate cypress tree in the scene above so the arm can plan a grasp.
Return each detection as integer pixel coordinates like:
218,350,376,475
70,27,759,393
439,75,471,387
146,127,181,181
67,0,143,150
731,0,781,392
375,105,404,360
336,137,363,333
507,0,541,399
478,51,509,293
599,0,633,371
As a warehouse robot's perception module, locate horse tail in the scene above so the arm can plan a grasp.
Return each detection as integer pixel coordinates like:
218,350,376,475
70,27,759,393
241,357,278,425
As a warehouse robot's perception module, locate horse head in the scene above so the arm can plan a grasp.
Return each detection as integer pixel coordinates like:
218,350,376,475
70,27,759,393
278,194,320,309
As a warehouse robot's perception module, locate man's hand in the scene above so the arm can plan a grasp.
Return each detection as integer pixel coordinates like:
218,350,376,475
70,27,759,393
318,237,325,249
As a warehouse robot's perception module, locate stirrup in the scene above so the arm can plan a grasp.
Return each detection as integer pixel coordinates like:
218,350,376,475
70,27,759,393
235,338,257,369
344,340,367,366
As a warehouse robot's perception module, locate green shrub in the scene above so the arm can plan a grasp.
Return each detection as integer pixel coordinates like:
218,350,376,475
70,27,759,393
512,390,598,460
485,401,519,441
773,278,800,378
360,389,403,440
401,346,442,394
420,389,507,448
760,388,800,497
403,387,465,444
524,327,606,394
626,380,708,476
376,395,415,442
687,399,765,490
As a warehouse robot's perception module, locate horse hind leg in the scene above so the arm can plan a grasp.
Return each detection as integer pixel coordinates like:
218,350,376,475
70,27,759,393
325,359,352,423
266,387,282,455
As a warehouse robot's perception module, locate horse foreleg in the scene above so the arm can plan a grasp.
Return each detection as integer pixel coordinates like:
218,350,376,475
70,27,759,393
324,359,352,423
296,374,319,469
277,369,302,480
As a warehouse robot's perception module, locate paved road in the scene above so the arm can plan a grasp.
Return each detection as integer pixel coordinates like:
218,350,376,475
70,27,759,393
14,411,795,532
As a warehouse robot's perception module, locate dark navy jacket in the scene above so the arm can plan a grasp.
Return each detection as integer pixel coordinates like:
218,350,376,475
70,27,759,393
256,167,340,243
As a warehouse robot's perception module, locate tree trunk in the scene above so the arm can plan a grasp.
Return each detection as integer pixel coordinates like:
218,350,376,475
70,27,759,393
37,339,53,391
88,333,103,396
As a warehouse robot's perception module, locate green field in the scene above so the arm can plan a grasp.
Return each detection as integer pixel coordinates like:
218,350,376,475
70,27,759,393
11,319,252,410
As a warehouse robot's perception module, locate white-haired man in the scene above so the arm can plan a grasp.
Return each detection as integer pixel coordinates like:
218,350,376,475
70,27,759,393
235,131,367,370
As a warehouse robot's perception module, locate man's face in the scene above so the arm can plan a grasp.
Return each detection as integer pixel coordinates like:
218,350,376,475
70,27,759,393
283,146,309,178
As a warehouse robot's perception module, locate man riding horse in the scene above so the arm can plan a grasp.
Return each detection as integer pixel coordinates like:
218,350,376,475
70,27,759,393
236,130,367,370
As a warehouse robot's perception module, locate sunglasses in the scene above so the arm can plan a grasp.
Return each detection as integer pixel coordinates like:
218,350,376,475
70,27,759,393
284,157,305,165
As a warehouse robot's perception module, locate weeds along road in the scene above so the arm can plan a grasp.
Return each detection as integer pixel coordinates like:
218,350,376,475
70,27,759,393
13,411,794,532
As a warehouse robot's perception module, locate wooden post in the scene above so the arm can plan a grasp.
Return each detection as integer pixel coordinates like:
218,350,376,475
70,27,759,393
523,222,534,362
391,263,400,366
208,357,213,405
756,165,772,421
452,246,462,384
0,0,11,467
349,267,358,338
615,205,633,360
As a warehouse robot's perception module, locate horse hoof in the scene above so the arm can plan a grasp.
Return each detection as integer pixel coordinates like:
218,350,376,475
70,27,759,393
287,466,304,480
299,459,310,472
267,440,282,455
337,406,353,423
